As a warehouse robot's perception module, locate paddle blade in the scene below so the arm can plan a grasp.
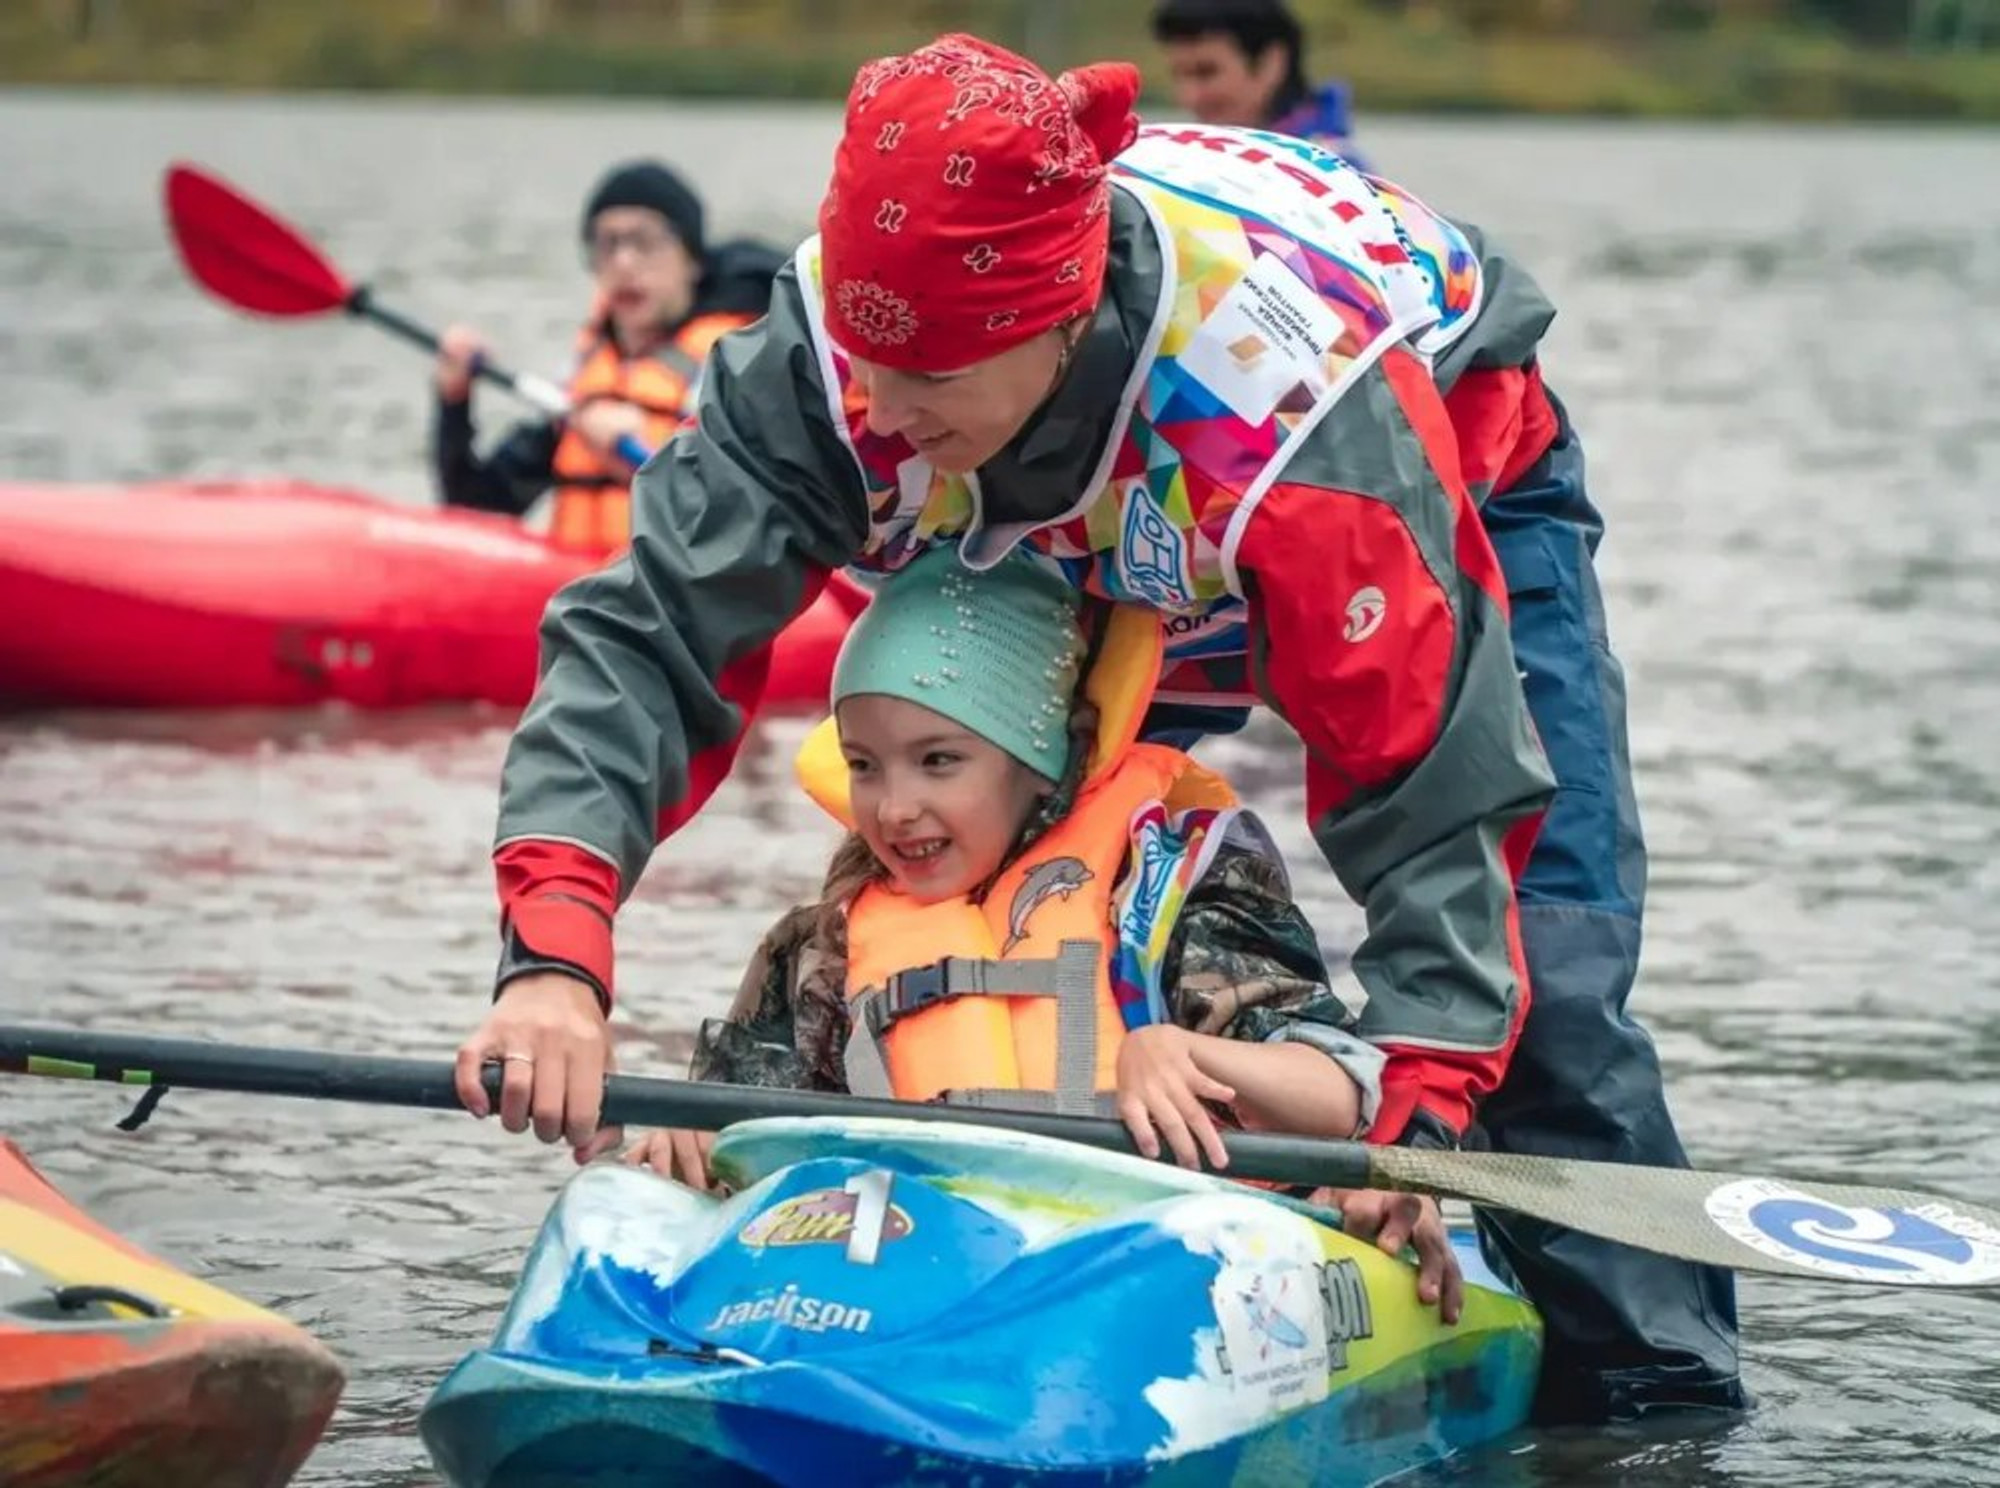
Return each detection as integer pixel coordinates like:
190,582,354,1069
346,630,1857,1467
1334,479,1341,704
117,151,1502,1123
164,162,352,317
1373,1145,2000,1288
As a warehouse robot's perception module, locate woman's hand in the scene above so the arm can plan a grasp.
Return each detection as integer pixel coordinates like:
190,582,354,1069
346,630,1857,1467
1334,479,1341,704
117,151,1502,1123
1313,1188,1464,1324
454,972,612,1158
1114,1025,1236,1170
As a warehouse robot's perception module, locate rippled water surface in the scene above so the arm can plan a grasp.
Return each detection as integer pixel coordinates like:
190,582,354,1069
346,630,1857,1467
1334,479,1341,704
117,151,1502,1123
3,93,2000,1484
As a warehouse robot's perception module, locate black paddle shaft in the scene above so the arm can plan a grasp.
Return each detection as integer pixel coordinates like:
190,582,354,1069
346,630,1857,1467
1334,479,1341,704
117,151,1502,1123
344,284,544,403
0,1024,1376,1190
19,1023,2000,1286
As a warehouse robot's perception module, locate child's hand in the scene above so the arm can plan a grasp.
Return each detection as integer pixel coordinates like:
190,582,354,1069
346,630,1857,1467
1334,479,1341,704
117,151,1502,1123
620,1128,720,1190
1114,1025,1236,1171
1313,1188,1464,1324
574,1123,626,1164
435,324,486,402
570,400,648,462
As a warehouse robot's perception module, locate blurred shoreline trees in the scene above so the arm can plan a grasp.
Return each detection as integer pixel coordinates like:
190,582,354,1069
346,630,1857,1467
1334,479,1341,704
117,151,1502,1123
11,0,2000,119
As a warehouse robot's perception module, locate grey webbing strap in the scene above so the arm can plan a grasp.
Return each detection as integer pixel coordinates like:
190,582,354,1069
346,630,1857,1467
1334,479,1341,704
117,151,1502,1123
915,958,1061,1001
843,941,1104,1109
653,341,703,413
1050,940,1101,1117
843,987,897,1099
842,966,1053,1101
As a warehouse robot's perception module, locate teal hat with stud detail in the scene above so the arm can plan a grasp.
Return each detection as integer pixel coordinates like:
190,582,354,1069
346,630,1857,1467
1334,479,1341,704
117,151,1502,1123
831,547,1087,782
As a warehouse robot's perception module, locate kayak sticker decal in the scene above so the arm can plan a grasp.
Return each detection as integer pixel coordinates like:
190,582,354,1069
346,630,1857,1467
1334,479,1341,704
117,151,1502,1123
737,1184,914,1253
704,1284,874,1337
1211,1257,1375,1398
1143,1196,1352,1455
1211,1261,1331,1409
1704,1179,2000,1284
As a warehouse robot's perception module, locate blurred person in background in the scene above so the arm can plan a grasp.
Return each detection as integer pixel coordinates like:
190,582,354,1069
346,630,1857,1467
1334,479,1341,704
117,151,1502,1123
1151,0,1367,168
432,159,781,554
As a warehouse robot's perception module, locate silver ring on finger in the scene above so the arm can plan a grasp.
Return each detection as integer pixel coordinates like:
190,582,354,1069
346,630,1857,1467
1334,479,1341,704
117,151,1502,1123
500,1053,535,1066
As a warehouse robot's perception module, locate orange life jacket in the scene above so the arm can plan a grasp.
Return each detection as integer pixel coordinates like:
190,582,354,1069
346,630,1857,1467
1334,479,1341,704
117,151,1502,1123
547,311,751,554
793,604,1243,1114
844,743,1233,1111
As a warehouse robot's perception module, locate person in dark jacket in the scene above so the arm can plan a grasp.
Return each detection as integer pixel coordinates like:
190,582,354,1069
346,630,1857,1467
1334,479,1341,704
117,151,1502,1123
452,34,1744,1426
432,159,783,553
1151,0,1368,168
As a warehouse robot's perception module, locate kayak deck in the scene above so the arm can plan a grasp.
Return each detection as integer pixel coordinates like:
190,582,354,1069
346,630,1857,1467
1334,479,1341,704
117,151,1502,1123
0,1139,344,1488
422,1117,1539,1487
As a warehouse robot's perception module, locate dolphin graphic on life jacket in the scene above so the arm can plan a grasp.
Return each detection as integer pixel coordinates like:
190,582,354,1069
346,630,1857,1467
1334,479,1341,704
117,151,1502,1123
1000,858,1094,954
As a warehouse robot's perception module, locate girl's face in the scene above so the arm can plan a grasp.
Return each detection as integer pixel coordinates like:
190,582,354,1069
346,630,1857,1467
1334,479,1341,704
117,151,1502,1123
837,694,1052,903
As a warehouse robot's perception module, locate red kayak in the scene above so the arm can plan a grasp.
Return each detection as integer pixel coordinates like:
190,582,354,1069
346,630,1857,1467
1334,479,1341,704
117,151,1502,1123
0,481,864,712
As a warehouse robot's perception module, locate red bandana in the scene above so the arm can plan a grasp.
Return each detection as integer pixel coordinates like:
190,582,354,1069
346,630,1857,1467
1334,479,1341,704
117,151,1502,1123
817,34,1141,372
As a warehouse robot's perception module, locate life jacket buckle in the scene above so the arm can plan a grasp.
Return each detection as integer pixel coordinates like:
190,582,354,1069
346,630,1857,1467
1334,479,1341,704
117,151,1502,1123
885,958,954,1017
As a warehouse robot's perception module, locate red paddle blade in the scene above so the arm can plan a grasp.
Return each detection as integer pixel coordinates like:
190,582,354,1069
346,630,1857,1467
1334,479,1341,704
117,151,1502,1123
163,162,352,318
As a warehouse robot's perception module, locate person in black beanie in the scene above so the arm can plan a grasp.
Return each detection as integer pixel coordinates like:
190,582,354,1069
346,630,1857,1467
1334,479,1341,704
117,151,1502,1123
431,159,783,553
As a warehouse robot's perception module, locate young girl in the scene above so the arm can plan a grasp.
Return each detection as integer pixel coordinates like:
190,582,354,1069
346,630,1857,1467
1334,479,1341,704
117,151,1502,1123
622,547,1458,1313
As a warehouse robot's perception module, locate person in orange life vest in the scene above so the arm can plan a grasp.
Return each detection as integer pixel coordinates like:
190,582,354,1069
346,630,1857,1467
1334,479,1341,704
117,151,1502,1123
431,159,781,553
1151,0,1368,170
608,547,1464,1318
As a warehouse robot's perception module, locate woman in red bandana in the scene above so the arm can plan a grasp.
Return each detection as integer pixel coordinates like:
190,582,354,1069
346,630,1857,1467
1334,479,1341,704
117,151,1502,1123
454,34,1742,1425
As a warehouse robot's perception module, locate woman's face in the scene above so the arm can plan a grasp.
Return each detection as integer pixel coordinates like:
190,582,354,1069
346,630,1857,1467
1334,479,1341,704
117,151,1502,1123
849,324,1073,475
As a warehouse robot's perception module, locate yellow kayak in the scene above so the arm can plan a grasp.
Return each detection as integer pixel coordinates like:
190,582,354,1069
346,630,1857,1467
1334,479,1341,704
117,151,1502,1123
0,1138,344,1488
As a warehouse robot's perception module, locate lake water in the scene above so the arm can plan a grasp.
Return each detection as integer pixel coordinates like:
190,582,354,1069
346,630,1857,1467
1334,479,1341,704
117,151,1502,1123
3,90,1999,1485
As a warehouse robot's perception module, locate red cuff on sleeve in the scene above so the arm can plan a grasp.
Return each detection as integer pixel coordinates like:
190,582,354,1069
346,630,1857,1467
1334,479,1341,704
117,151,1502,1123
496,840,620,1003
1368,1061,1450,1148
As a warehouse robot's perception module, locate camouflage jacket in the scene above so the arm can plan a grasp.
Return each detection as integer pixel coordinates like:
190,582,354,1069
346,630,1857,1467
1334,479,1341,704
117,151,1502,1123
689,845,1387,1132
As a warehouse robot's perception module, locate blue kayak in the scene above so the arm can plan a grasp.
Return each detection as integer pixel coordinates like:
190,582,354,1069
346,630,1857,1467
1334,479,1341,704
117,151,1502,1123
420,1117,1540,1486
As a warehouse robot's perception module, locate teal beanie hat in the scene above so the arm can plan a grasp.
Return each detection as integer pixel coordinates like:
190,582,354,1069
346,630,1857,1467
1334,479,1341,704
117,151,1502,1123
832,547,1087,782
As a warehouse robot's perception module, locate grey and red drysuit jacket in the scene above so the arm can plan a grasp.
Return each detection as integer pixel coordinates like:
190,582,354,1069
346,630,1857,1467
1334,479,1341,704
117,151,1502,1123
487,130,1561,1150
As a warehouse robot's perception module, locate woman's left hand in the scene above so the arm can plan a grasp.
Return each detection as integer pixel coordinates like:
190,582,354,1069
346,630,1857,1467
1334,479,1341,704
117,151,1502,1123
1313,1188,1464,1324
1114,1025,1236,1170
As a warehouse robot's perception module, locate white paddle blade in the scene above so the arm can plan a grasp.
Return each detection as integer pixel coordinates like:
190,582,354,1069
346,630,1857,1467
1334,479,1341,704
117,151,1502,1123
1371,1145,2000,1287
